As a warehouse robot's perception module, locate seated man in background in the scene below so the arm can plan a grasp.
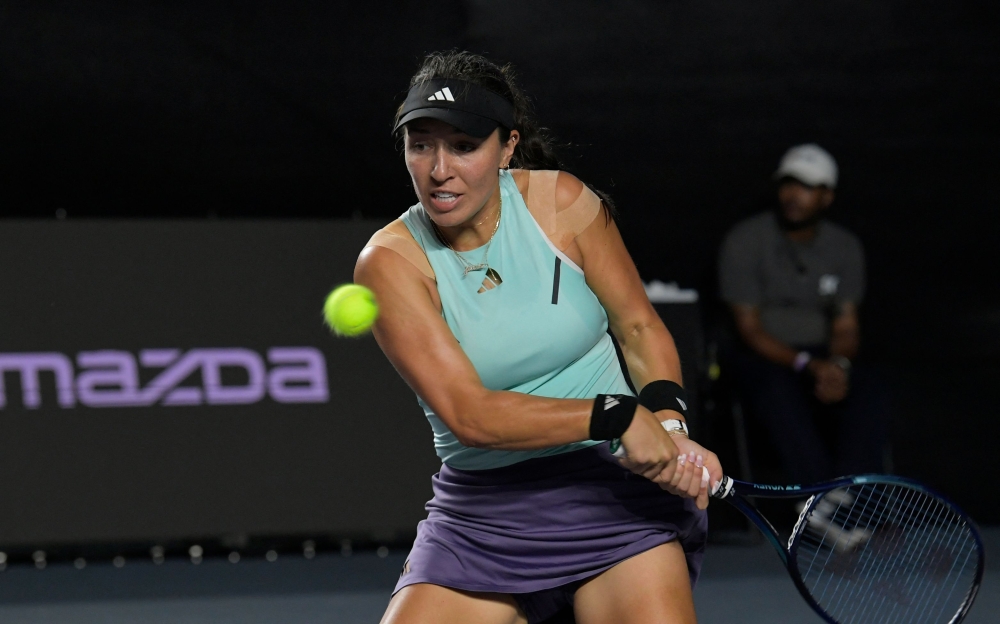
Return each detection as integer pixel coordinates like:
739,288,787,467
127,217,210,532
718,144,889,484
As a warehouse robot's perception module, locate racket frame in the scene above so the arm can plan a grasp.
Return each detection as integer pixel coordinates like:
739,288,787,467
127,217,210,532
711,474,986,624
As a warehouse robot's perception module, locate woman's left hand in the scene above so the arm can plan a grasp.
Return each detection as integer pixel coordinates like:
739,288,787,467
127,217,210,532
661,436,723,510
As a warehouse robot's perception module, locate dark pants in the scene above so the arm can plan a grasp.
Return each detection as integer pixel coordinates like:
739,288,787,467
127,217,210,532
733,348,891,483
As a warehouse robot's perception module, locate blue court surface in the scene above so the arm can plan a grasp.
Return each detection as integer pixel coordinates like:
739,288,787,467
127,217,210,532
0,530,995,623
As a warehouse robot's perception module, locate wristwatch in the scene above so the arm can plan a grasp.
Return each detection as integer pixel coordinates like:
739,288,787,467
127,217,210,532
661,419,689,437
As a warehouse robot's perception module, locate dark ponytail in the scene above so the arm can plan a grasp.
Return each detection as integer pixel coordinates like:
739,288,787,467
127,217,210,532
397,50,617,220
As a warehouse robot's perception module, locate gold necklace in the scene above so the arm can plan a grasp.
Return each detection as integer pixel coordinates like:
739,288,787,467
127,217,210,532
434,195,503,285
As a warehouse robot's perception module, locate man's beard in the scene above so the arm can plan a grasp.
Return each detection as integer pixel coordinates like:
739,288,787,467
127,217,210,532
775,204,822,232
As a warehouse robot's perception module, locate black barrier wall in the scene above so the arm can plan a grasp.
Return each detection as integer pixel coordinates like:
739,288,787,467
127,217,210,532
0,220,440,547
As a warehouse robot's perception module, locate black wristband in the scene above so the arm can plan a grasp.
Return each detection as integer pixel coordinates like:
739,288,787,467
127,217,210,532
589,394,638,440
638,380,689,417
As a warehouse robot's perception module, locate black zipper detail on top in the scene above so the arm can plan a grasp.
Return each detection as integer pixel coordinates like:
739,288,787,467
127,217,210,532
551,257,562,304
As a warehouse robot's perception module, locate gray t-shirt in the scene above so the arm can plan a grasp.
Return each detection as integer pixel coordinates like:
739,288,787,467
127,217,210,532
719,212,865,347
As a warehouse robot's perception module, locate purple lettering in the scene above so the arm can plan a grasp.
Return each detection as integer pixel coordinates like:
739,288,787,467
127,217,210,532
0,347,330,409
267,347,329,403
138,350,204,406
76,351,142,407
0,353,75,409
199,348,266,404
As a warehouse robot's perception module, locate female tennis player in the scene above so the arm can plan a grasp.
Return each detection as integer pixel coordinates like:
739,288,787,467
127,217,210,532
356,51,724,624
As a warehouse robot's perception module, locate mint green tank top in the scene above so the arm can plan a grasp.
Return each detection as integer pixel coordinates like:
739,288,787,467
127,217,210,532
400,170,634,470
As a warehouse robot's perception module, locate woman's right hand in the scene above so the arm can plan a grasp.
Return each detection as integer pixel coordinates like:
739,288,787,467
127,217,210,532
617,405,680,484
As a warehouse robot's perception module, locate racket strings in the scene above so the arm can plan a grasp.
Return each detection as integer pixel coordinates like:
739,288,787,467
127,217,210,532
805,485,953,623
816,493,972,621
829,486,974,623
829,485,939,619
811,484,893,618
792,483,979,623
812,484,891,615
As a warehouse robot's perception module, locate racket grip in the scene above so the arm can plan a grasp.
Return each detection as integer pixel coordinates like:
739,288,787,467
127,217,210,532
611,438,626,458
711,475,735,499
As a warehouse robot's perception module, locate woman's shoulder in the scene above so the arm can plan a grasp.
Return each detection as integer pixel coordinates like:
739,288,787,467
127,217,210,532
363,219,435,280
513,169,602,250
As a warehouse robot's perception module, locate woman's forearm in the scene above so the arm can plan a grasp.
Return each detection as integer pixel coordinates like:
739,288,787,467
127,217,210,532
618,319,685,417
446,391,594,450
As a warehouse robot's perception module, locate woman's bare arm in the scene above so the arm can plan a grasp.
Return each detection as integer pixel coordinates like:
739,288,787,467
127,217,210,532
357,205,684,484
355,243,593,450
561,172,722,505
562,175,683,412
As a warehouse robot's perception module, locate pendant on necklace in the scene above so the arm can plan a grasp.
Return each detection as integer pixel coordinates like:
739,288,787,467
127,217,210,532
462,263,488,276
485,267,503,285
477,267,504,294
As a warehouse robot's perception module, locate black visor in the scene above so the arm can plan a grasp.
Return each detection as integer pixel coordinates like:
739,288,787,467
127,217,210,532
394,79,515,138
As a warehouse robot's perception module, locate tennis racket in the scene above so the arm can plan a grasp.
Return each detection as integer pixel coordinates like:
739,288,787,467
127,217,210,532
710,474,985,623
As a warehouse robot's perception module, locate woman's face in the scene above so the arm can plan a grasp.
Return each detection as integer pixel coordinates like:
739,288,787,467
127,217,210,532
404,119,518,228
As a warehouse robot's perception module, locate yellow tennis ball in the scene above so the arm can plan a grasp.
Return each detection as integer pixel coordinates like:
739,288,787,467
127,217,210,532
323,284,379,337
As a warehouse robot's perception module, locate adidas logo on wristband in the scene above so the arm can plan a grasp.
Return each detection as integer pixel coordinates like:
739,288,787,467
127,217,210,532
590,394,638,441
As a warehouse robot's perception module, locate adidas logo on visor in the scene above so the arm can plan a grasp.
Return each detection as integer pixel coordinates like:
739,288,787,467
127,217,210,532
427,87,455,102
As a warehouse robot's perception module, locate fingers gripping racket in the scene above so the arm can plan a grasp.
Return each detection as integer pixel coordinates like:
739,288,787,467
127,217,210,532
710,474,985,623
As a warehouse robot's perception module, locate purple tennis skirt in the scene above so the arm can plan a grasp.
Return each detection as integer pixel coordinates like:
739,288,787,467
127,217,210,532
395,443,708,622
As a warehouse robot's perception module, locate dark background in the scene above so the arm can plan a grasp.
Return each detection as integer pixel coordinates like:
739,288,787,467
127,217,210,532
3,1,996,357
1,0,999,542
0,221,441,547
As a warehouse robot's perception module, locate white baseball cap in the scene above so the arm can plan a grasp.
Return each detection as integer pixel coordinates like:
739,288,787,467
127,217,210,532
774,143,838,188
